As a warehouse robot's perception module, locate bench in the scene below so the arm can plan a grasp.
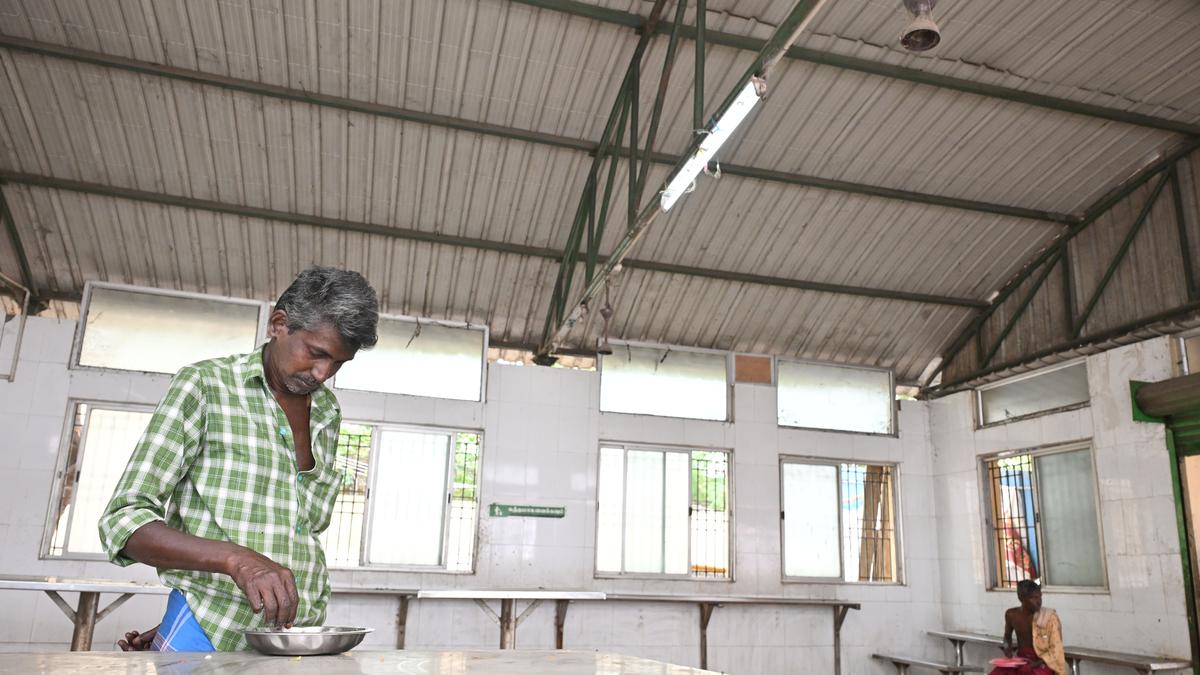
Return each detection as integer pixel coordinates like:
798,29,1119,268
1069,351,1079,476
927,631,1003,667
927,630,1191,675
1061,646,1191,675
873,654,983,674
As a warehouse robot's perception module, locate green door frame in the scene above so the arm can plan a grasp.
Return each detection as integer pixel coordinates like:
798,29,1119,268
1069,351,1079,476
1132,381,1200,668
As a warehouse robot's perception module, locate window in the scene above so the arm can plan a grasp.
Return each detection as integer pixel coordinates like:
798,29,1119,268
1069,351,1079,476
1183,334,1200,375
777,360,895,435
977,361,1089,426
780,458,899,583
320,423,481,571
46,402,153,558
982,443,1105,589
75,283,263,375
596,444,731,579
334,317,486,401
600,344,728,421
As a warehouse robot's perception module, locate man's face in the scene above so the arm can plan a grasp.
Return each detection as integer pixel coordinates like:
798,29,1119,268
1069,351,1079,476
266,311,357,395
1019,588,1042,613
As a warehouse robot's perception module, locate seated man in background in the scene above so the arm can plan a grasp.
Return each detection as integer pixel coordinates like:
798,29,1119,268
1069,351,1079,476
991,580,1066,675
99,267,378,651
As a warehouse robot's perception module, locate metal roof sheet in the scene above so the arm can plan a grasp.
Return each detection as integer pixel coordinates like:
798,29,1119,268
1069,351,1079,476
0,0,1194,382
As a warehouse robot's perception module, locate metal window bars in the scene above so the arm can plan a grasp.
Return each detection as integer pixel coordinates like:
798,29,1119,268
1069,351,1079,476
986,454,1041,588
447,433,482,572
323,424,374,567
690,451,730,579
841,464,896,583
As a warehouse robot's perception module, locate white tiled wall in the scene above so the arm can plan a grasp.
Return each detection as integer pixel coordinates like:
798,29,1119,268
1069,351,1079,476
929,337,1192,674
0,317,1192,674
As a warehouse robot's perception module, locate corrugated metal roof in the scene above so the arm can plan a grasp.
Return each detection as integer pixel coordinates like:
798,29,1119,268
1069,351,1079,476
0,0,1195,383
585,0,1200,122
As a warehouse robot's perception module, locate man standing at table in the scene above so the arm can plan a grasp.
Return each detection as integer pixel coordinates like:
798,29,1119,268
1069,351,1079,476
99,267,378,651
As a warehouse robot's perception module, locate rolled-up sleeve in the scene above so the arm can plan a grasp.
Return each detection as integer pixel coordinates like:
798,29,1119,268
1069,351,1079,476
98,366,206,566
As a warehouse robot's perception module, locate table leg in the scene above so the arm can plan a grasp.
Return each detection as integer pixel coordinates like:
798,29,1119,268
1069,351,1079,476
554,600,569,650
832,605,850,675
499,599,516,649
70,592,99,651
952,639,964,667
698,603,716,670
396,595,411,649
1068,658,1080,675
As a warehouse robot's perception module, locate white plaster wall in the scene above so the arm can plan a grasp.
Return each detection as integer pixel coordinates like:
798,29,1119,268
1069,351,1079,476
929,338,1193,674
0,317,946,673
0,316,169,652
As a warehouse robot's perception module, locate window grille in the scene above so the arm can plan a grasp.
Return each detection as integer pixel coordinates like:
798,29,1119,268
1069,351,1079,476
597,444,731,579
781,458,899,583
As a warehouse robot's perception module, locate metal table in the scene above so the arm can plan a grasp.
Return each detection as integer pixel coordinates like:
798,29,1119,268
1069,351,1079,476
0,575,423,652
0,575,170,651
417,590,607,650
606,593,860,674
0,649,719,674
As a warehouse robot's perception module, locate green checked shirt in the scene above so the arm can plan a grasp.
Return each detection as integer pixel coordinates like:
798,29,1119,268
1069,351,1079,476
99,348,343,651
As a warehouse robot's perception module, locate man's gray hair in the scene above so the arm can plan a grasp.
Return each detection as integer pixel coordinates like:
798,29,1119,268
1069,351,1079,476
276,267,379,351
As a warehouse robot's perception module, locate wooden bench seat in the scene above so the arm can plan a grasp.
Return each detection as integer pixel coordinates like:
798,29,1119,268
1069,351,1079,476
873,653,984,674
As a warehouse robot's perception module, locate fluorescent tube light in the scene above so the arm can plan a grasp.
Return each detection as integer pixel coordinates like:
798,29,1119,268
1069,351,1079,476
660,80,762,212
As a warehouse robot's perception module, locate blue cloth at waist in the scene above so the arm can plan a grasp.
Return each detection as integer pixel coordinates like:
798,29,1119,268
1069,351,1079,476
151,589,215,652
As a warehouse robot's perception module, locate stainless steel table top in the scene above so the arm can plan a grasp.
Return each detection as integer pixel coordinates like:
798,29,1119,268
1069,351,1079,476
0,575,169,595
417,590,607,600
0,650,717,674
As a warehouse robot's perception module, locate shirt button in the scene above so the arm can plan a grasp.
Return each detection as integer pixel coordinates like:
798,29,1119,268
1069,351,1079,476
297,473,305,482
279,428,290,438
295,524,304,534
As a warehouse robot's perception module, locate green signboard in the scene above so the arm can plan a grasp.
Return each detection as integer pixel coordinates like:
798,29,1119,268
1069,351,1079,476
488,503,566,518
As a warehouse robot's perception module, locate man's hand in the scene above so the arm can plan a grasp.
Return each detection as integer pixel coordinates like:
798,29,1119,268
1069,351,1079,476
117,625,158,651
224,547,300,628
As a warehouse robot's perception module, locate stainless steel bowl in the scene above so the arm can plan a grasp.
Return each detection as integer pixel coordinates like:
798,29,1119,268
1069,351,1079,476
244,626,373,656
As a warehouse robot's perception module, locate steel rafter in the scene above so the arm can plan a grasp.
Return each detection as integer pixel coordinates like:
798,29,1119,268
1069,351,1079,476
1171,166,1199,301
0,35,1072,225
1072,171,1171,337
537,0,679,361
0,171,985,310
922,141,1200,393
978,249,1064,369
537,0,832,357
930,299,1200,397
510,0,1200,137
0,183,41,312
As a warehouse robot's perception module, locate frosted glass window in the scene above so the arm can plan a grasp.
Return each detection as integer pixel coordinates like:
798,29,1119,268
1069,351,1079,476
335,318,485,401
600,345,728,420
979,361,1089,425
1035,450,1104,587
664,452,690,575
777,361,894,434
624,450,665,573
596,448,626,573
781,463,840,578
596,444,730,578
78,286,261,374
49,403,153,557
368,430,450,566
